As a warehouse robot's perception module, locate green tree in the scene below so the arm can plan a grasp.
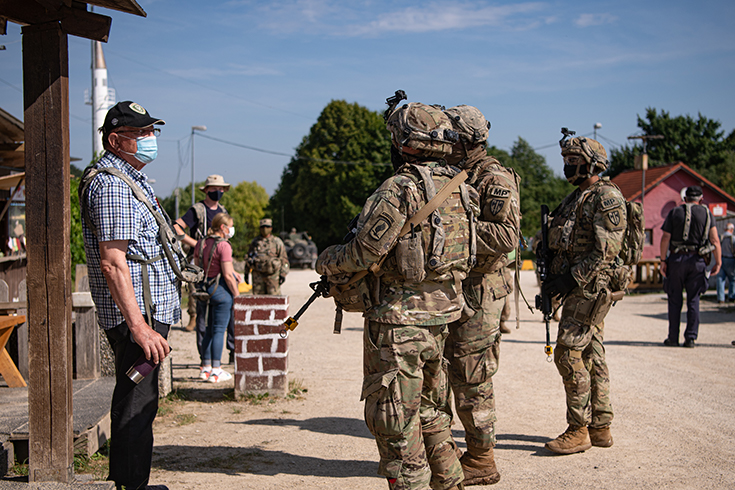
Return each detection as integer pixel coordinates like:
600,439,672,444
70,176,86,278
607,108,735,195
499,138,573,238
269,100,392,249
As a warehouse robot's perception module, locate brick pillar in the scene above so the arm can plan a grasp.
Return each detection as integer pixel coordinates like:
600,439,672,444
233,295,289,396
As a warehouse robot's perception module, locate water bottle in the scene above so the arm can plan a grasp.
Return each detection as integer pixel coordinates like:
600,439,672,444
126,354,157,384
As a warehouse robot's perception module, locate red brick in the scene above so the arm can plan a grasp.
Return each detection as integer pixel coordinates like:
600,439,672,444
236,296,288,307
271,374,287,392
237,356,260,373
233,308,248,323
244,375,271,391
275,338,288,353
273,309,288,321
257,323,285,335
247,338,273,353
234,339,245,355
250,309,272,321
262,356,287,372
234,323,255,336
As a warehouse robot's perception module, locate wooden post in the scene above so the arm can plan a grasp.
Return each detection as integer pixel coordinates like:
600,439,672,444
73,265,100,379
22,21,74,483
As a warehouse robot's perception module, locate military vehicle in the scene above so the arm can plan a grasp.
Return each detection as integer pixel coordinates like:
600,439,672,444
280,229,318,269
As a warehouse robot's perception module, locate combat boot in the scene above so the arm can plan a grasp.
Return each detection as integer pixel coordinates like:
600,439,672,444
460,444,500,486
499,321,511,334
544,425,592,454
588,426,613,447
184,314,196,332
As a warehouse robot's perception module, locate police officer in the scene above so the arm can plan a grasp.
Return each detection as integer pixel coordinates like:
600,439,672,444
660,186,721,347
247,218,289,295
317,102,472,490
541,131,628,454
443,105,521,486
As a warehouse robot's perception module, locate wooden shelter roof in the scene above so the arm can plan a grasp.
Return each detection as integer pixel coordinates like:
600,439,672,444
0,107,24,169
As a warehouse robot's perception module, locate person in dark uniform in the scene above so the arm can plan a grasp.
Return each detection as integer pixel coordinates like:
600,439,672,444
660,186,721,348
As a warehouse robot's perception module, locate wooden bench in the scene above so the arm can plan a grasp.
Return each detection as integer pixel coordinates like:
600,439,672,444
0,314,27,388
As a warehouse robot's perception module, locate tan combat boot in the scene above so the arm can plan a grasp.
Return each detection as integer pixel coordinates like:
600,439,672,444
589,426,613,447
184,313,197,332
460,444,500,486
544,425,592,454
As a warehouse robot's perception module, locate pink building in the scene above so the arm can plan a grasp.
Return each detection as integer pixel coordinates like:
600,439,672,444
612,162,735,261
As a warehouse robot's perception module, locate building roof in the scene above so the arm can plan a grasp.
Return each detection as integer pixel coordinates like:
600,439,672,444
0,107,24,169
612,162,735,208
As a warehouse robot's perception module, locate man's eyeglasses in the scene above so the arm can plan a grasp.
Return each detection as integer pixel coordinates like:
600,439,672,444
117,128,161,138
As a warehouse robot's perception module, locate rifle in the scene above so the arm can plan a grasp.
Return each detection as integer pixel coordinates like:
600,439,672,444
280,275,342,338
384,89,407,122
534,204,554,361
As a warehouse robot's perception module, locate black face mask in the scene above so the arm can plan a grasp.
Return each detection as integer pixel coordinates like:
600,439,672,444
564,164,587,186
208,190,224,202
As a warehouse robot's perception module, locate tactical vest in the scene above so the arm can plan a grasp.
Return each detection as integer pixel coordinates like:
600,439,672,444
384,163,475,284
79,165,203,320
670,203,714,256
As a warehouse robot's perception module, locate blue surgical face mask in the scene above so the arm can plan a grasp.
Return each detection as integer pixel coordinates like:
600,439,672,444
119,134,158,164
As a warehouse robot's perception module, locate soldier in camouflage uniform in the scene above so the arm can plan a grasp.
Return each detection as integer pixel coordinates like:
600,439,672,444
247,218,289,295
443,105,521,486
317,102,472,490
541,132,627,454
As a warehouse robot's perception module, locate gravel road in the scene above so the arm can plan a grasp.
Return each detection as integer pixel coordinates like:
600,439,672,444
150,268,735,489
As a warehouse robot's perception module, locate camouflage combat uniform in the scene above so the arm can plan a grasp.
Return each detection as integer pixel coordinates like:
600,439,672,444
547,176,626,429
248,234,289,295
318,158,473,490
445,145,520,450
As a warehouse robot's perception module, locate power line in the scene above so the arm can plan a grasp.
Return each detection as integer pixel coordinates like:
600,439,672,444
196,132,391,166
0,76,22,93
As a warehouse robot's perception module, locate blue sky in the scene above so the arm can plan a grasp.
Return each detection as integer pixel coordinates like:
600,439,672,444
1,0,734,204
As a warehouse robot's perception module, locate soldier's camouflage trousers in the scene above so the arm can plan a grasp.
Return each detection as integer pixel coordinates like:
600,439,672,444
363,320,463,490
555,298,613,429
446,275,503,449
252,271,280,295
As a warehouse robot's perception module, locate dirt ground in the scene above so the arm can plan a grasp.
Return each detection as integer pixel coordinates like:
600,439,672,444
149,268,735,489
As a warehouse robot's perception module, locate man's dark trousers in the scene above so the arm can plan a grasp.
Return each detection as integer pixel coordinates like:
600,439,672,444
106,319,170,490
665,253,708,342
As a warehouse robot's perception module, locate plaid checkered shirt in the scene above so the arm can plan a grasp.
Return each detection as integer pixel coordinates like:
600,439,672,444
81,151,181,329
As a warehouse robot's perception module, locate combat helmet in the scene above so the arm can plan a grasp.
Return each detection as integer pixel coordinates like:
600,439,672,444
387,102,458,159
444,105,490,145
559,128,608,181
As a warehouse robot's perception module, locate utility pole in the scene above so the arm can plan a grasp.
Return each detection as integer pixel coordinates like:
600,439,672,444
191,125,207,207
594,122,602,140
627,134,664,208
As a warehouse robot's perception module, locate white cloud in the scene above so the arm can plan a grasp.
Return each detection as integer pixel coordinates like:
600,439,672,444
347,2,547,36
575,13,618,27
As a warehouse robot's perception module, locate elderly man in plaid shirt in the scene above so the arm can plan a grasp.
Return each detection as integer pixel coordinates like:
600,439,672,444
80,101,175,490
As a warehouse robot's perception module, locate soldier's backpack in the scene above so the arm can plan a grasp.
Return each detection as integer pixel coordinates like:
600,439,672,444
620,200,645,266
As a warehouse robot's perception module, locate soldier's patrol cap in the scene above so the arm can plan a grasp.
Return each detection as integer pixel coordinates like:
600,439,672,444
259,219,273,228
101,101,165,134
685,186,703,199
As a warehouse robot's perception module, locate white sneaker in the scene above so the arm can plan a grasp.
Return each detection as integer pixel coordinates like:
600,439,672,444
207,369,232,383
199,368,212,381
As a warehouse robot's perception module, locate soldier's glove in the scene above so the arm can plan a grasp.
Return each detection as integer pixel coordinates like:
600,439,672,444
279,276,286,285
543,271,577,299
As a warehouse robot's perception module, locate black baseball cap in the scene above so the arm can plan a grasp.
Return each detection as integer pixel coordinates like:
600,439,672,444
686,185,703,199
100,101,165,134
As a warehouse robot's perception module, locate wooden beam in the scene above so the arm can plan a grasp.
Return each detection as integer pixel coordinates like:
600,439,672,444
0,1,111,42
0,17,7,35
22,21,74,484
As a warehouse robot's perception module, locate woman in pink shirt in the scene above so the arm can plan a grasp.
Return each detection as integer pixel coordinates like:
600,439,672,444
194,212,239,382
